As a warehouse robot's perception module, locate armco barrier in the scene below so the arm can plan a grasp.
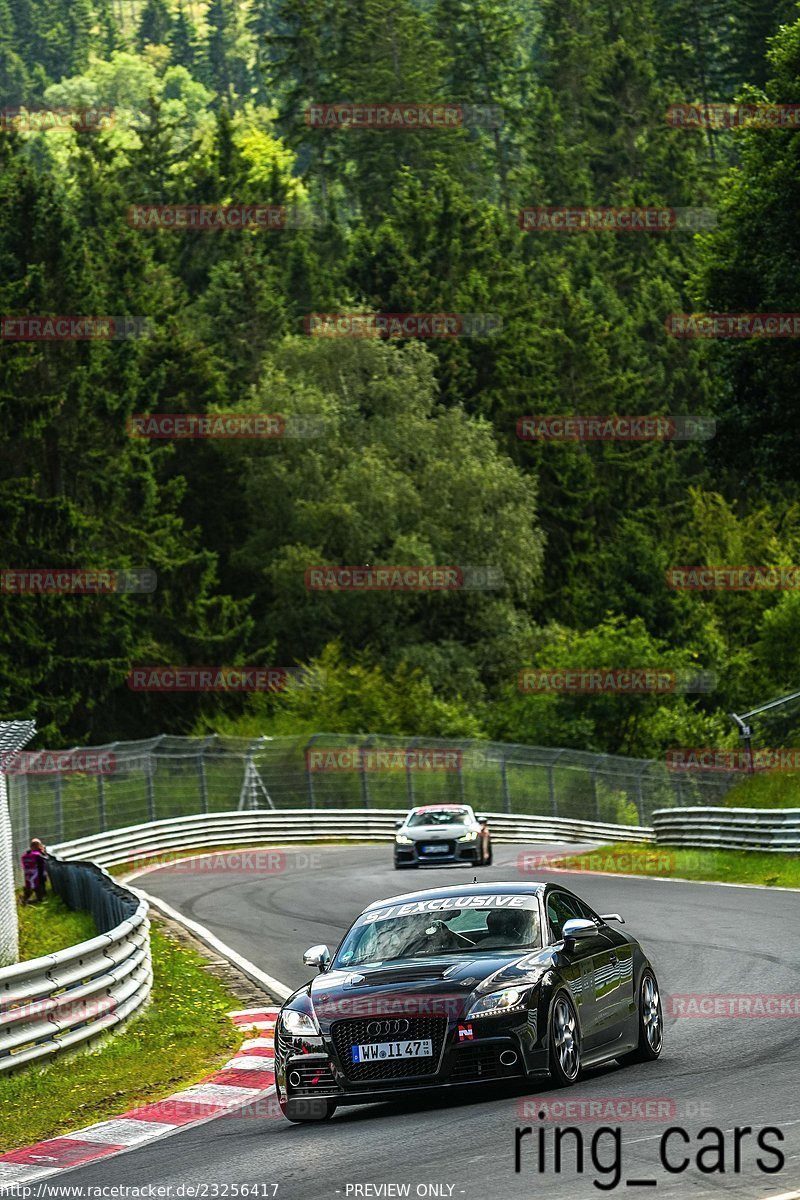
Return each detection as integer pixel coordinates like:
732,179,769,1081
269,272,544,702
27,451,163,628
0,860,152,1073
50,808,654,870
653,806,800,851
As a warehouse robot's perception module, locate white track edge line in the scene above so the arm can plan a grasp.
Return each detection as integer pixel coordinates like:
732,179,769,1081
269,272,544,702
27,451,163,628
139,891,293,1002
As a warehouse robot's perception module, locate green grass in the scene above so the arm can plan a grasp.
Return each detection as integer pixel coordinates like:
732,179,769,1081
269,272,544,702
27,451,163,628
0,923,241,1153
17,893,97,961
722,770,800,809
550,842,800,888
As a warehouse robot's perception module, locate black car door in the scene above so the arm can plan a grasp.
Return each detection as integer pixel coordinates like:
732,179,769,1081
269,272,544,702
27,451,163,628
546,889,620,1050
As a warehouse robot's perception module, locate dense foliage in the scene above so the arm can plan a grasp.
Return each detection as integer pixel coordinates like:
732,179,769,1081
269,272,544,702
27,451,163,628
2,0,800,755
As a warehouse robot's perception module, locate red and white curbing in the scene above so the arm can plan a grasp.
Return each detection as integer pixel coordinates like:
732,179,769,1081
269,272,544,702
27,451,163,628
0,1008,281,1188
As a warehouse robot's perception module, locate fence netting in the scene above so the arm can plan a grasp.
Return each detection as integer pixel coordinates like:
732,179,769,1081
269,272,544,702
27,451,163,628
5,732,742,881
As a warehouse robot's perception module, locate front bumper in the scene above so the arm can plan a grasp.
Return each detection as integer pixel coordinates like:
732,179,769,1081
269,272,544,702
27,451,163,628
275,1010,549,1109
394,838,482,866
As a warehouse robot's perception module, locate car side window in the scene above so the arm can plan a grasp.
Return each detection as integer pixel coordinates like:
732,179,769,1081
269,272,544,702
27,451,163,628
546,891,584,939
573,897,601,923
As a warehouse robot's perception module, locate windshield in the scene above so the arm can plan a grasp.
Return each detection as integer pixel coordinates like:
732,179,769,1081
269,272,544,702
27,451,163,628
406,808,470,827
334,894,541,967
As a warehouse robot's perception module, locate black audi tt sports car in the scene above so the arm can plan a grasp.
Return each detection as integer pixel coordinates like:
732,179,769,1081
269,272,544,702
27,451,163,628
274,880,663,1122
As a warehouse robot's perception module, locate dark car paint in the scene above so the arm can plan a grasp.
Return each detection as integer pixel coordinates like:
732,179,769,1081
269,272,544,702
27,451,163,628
275,881,655,1110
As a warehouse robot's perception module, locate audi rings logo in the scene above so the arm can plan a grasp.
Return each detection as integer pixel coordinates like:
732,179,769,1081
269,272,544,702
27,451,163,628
367,1019,410,1037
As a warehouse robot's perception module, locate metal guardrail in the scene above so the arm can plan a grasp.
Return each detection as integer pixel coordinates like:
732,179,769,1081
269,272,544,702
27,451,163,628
49,809,655,870
653,807,800,852
0,859,152,1073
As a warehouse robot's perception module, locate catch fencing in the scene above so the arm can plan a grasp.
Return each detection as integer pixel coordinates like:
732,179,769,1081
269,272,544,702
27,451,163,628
0,858,151,1072
5,732,741,874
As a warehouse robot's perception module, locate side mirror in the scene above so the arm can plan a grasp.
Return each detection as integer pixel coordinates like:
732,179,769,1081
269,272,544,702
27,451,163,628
562,918,597,946
395,819,404,829
476,815,489,825
599,913,625,924
303,944,331,972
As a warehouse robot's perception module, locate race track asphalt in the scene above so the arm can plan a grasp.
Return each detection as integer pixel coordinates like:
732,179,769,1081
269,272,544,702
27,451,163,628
57,843,800,1200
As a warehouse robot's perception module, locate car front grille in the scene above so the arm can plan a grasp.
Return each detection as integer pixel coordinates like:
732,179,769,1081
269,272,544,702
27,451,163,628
331,1016,447,1081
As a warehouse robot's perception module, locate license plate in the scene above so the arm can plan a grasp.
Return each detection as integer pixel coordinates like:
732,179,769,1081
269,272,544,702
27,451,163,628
421,844,449,854
352,1038,433,1063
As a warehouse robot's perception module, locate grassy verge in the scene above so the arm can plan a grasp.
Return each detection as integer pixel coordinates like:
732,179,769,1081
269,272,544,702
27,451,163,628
16,892,97,961
107,840,360,877
723,771,800,809
549,842,800,888
0,920,241,1153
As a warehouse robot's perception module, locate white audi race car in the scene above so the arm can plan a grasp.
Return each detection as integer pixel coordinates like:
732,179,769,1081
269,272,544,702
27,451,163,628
393,804,492,868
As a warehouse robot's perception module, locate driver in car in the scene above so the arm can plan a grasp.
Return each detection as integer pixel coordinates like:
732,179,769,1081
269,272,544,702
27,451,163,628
484,908,537,948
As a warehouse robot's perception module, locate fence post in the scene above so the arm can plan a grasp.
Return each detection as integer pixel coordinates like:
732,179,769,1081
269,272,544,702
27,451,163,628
304,734,320,809
548,749,565,817
97,774,107,832
500,754,511,814
197,749,208,814
406,737,420,809
145,752,156,823
54,774,64,841
359,735,375,809
0,720,36,966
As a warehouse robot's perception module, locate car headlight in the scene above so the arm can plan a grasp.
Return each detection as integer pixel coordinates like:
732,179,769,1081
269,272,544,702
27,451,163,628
281,1008,319,1036
468,981,540,1018
458,829,479,841
395,834,413,844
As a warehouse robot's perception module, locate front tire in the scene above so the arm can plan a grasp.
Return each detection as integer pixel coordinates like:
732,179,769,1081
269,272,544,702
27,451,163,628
621,970,663,1063
548,992,581,1086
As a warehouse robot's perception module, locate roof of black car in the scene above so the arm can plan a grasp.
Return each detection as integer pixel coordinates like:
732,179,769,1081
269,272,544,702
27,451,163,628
362,881,546,914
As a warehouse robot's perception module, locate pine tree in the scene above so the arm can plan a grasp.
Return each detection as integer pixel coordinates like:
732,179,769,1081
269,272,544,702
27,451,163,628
168,0,197,70
136,0,173,50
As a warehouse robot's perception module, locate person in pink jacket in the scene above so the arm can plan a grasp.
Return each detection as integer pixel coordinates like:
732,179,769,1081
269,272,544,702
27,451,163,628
20,838,48,904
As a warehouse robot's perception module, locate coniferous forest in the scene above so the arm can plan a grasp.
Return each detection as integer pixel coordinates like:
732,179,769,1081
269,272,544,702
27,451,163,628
3,0,800,754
